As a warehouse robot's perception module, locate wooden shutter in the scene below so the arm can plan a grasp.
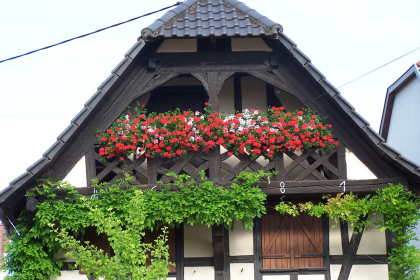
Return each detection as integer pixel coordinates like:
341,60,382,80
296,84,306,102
79,227,111,274
262,214,323,269
145,227,176,272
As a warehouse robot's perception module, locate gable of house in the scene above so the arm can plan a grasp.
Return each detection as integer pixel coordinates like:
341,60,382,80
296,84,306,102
2,1,420,280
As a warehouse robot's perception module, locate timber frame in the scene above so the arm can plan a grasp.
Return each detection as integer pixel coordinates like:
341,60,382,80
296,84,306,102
2,1,420,279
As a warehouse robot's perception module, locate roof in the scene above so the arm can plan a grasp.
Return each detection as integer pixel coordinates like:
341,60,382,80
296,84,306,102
2,0,420,233
140,0,282,38
379,63,420,141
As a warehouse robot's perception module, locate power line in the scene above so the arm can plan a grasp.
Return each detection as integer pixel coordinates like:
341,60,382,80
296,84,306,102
0,2,182,64
311,45,420,100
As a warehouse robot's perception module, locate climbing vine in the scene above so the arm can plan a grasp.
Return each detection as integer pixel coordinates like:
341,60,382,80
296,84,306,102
2,171,268,280
276,184,420,280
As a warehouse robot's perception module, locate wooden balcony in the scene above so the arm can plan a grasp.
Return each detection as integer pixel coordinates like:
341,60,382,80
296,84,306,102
88,142,347,186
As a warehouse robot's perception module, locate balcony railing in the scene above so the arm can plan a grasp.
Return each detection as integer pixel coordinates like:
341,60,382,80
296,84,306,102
88,141,346,186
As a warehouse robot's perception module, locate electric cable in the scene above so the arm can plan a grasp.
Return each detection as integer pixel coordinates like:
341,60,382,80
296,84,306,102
0,2,182,64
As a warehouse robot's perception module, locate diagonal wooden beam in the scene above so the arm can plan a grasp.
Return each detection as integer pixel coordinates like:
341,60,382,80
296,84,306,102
295,147,338,181
338,219,366,280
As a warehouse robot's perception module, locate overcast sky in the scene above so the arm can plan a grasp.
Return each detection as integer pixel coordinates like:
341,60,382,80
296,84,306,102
0,0,419,190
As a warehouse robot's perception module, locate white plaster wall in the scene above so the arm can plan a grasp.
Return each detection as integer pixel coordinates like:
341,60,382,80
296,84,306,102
0,271,7,280
330,264,342,280
157,39,197,53
231,38,272,52
241,76,267,113
218,77,235,114
63,156,87,187
184,266,215,280
184,223,213,258
357,215,387,255
50,270,87,280
329,218,342,255
229,220,254,256
346,150,376,180
387,76,420,166
230,263,254,280
162,77,202,87
298,275,324,280
273,88,304,112
348,264,389,280
262,275,290,280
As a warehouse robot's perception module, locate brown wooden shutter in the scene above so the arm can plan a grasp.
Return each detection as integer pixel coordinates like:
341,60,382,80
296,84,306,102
262,214,323,269
79,227,111,274
145,227,176,272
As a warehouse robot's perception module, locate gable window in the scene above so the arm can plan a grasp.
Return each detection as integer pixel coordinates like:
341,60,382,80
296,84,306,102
261,213,324,269
145,85,208,114
197,38,231,53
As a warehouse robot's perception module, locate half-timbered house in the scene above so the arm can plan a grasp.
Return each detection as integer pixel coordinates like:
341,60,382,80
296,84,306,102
2,1,420,280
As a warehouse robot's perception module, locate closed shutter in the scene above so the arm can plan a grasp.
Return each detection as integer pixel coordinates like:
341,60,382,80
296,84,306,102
145,227,176,272
79,227,111,274
262,214,323,269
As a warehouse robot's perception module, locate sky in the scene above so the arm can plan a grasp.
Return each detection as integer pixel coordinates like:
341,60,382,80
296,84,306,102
0,0,419,190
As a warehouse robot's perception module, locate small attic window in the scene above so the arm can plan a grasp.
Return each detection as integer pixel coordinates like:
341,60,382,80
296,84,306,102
197,38,231,53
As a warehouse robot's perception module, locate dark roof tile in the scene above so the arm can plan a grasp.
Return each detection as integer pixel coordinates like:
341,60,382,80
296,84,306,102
290,46,311,65
71,107,92,126
363,126,384,146
319,78,340,97
42,140,65,160
84,90,104,109
277,33,296,50
125,40,146,59
378,142,401,160
112,57,133,77
57,123,78,142
26,157,50,175
396,155,418,173
348,110,370,129
304,63,326,81
334,95,354,113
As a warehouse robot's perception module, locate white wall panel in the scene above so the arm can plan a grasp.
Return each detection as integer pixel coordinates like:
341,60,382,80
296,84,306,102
184,223,213,257
230,263,254,280
51,270,86,280
232,38,272,52
229,220,254,256
63,156,87,187
157,39,197,53
298,275,324,280
241,76,267,113
184,266,215,280
330,264,342,280
262,275,290,280
329,218,342,255
346,150,376,180
357,215,387,255
218,77,234,113
348,264,389,280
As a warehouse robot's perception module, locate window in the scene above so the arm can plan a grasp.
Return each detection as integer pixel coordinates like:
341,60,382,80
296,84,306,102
145,86,208,114
261,213,324,269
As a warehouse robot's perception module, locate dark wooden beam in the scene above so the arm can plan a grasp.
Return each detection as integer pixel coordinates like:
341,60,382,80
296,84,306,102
85,147,96,187
338,220,366,280
233,74,242,112
213,224,225,272
254,217,263,280
176,225,184,280
330,255,388,265
37,178,407,202
322,215,331,280
340,220,350,256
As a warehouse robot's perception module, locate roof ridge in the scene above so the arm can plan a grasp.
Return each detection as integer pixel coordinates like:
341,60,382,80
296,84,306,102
140,0,282,38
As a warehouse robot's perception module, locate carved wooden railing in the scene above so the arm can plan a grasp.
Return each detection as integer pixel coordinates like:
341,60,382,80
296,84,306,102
86,142,346,186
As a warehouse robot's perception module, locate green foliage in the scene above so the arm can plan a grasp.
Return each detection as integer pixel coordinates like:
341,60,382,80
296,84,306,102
2,171,268,279
276,184,420,280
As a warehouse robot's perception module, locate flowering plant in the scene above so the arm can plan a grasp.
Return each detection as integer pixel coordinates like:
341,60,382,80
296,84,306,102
97,103,338,161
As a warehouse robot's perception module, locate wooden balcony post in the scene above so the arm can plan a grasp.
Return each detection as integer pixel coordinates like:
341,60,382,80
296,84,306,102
337,141,347,180
147,157,157,184
209,146,221,183
275,151,285,181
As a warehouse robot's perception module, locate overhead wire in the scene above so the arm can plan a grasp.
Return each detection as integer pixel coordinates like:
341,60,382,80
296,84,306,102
0,2,182,64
